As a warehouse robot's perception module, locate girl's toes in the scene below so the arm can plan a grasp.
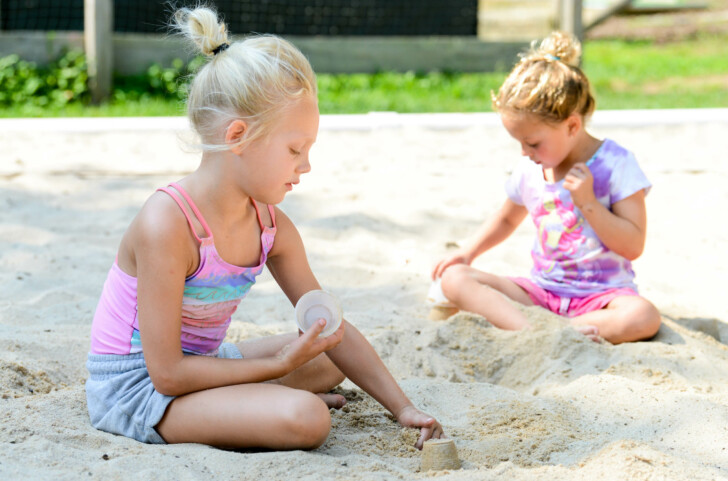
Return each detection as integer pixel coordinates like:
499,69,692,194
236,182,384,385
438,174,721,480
573,325,602,342
317,393,347,409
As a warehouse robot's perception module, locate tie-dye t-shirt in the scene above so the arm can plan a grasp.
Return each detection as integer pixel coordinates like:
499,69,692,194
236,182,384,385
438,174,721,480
90,184,276,356
505,138,651,297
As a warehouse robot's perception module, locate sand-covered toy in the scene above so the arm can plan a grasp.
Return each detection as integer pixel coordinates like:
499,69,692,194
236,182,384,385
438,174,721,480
426,278,458,320
421,438,461,471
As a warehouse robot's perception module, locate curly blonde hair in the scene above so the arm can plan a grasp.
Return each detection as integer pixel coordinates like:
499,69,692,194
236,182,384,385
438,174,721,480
173,5,317,151
492,31,595,124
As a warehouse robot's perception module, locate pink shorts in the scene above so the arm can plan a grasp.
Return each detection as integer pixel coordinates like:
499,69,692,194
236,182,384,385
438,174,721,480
509,277,638,318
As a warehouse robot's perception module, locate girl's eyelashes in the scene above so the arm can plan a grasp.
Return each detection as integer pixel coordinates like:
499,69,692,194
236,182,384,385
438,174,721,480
527,142,539,149
289,147,301,156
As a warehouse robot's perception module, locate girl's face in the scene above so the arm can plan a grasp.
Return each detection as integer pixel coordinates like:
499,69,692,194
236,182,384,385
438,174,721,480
500,112,578,169
237,95,320,204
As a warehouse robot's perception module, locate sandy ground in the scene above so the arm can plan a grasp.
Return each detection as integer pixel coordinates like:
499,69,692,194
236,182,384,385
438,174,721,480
1,111,727,480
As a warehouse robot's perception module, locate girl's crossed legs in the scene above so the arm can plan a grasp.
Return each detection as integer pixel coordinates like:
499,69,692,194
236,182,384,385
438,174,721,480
440,264,660,344
569,295,661,344
156,333,345,449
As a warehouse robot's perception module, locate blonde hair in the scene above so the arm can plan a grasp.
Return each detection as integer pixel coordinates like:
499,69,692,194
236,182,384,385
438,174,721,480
492,31,595,124
173,6,317,151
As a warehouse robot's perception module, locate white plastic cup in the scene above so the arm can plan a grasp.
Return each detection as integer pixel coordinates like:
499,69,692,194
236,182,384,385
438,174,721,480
426,278,454,308
295,290,343,338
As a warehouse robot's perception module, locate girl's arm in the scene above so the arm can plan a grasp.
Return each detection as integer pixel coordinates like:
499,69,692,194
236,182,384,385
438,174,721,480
564,163,647,260
134,195,340,397
432,198,528,279
267,208,445,448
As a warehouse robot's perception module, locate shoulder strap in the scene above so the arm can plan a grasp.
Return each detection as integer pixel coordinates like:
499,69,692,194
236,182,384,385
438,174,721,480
156,183,212,242
157,187,203,243
267,204,277,228
251,199,277,229
168,183,213,238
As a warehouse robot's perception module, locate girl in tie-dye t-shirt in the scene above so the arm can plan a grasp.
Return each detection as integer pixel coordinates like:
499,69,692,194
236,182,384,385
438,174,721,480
433,32,661,344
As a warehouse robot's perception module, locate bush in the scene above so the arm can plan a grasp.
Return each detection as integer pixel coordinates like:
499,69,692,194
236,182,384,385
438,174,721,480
0,50,89,107
112,55,204,103
0,50,205,111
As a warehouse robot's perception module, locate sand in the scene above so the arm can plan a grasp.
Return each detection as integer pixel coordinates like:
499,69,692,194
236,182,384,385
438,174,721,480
1,111,727,480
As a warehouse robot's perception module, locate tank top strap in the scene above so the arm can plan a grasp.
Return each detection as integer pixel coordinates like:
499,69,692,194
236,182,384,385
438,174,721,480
156,187,202,243
267,204,277,228
168,183,213,238
251,199,277,230
156,183,213,242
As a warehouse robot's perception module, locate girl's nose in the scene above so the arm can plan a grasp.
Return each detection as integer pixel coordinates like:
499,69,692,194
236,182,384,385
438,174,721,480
297,154,311,174
521,143,535,158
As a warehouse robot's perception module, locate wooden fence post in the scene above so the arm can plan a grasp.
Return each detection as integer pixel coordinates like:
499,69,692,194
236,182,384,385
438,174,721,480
84,0,113,103
558,0,583,42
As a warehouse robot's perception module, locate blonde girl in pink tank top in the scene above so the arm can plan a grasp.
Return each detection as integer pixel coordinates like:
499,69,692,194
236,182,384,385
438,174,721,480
85,5,444,450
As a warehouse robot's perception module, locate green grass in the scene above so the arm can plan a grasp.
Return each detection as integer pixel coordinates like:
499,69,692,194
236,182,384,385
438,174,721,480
317,70,507,114
584,35,728,110
0,98,186,117
1,33,726,117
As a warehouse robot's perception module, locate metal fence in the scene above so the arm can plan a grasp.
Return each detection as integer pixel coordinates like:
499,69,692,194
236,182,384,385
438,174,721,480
1,0,478,36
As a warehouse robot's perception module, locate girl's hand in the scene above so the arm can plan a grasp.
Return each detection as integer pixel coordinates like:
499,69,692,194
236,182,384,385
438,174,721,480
564,162,597,209
432,251,471,280
395,405,446,450
276,319,344,372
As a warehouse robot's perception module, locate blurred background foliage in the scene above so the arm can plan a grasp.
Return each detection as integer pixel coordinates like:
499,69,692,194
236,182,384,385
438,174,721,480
1,32,726,117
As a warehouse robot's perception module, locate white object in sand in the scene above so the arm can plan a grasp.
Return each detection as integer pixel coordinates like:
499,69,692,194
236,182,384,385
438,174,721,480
427,278,454,308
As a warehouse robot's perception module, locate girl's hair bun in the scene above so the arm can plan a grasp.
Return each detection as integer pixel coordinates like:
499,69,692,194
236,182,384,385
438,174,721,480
170,6,317,153
535,31,582,67
174,6,229,57
491,31,595,123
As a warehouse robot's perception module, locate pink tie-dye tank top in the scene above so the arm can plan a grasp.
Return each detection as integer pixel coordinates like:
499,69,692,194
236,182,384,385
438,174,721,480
89,183,276,356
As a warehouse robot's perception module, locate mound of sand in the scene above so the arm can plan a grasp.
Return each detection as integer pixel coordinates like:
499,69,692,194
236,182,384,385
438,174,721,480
1,113,727,480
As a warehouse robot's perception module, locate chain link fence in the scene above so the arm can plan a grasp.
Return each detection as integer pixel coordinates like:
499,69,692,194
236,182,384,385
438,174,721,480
1,0,477,36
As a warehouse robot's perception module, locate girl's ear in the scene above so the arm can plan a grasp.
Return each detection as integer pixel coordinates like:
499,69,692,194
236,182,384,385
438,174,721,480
226,120,248,154
566,114,582,137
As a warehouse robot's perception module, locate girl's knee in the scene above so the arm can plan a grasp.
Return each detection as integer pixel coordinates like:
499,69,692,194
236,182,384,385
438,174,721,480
316,357,346,392
635,300,661,339
620,297,661,341
310,353,345,392
440,264,471,299
284,392,332,449
327,368,346,390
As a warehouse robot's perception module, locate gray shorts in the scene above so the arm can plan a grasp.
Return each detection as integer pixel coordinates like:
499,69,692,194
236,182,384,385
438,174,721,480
85,343,243,444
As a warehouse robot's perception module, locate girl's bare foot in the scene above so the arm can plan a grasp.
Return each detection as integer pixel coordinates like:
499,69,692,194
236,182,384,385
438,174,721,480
317,393,347,409
573,324,602,343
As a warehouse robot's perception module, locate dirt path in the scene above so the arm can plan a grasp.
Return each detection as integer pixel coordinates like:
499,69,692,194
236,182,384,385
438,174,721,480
587,0,728,41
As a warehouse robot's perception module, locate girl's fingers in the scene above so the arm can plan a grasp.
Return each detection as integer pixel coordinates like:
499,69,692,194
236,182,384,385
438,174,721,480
299,320,332,350
320,322,345,348
302,318,326,339
397,406,446,449
571,163,593,180
434,257,463,279
416,421,447,448
434,265,445,279
416,425,434,450
432,263,442,280
429,424,445,440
